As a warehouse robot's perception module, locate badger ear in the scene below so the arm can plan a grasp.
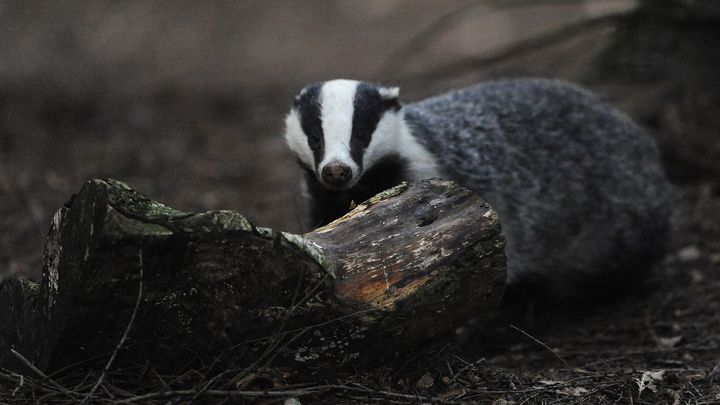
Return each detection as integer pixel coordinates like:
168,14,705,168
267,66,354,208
292,86,311,108
378,86,401,110
378,86,400,100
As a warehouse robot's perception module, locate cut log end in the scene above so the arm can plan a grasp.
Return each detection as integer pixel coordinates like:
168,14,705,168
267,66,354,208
307,179,506,344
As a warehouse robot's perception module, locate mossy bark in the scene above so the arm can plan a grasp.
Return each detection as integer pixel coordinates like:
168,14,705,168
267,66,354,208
0,178,505,373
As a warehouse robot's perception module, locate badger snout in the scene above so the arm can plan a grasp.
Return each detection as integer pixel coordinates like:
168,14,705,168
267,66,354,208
321,161,353,188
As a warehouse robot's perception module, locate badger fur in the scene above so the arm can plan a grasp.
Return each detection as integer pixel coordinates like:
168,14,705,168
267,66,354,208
284,78,672,301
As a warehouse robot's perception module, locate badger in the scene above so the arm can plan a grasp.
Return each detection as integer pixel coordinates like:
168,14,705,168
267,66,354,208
284,78,673,302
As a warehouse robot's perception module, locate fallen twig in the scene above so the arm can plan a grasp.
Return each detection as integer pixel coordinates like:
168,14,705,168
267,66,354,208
81,250,144,403
115,383,468,404
9,350,76,399
509,324,579,375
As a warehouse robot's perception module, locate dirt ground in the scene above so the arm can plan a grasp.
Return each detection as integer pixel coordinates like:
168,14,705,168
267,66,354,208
1,1,719,404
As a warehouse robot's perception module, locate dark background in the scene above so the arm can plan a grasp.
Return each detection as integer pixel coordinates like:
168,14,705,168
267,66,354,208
0,0,650,279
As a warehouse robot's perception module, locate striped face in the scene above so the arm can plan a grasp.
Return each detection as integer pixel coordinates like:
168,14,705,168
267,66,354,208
284,79,402,189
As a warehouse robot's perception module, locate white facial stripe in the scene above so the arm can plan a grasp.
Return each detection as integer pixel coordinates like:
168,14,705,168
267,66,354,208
319,79,359,176
284,109,315,168
363,110,399,169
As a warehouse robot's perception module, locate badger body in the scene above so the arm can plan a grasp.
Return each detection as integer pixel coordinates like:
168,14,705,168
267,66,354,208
284,78,672,301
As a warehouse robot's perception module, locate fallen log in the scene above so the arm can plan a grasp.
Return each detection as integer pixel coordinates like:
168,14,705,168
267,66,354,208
0,178,505,374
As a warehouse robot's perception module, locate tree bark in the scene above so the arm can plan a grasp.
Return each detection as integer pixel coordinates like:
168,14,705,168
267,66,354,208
0,178,505,374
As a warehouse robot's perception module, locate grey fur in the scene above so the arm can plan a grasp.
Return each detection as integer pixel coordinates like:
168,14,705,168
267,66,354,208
288,78,673,301
403,79,672,300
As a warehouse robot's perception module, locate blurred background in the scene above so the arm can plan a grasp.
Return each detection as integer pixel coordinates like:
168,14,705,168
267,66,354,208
1,0,719,279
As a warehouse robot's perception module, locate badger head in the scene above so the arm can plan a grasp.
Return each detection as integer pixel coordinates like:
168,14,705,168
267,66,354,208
284,79,403,190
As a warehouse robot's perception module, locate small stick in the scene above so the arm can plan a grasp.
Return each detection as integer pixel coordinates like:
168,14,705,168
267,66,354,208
116,384,466,404
81,249,145,403
10,373,24,396
1,363,74,399
509,324,579,375
9,349,75,397
10,349,50,381
116,386,332,403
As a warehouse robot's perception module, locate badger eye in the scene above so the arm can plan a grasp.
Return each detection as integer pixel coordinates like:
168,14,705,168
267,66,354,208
307,131,322,147
356,131,371,142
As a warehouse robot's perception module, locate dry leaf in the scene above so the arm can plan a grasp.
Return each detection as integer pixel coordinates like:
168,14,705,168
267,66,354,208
677,245,701,262
416,372,435,389
636,370,664,396
657,335,683,351
537,380,562,386
556,386,590,396
439,384,465,399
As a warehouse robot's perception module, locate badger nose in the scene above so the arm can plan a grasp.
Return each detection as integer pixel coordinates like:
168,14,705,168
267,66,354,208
321,161,352,187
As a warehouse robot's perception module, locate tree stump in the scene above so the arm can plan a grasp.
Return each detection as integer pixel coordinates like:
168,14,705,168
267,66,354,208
0,178,505,374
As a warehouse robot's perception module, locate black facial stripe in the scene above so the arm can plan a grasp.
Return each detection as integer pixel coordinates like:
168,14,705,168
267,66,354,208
296,83,324,168
351,83,401,169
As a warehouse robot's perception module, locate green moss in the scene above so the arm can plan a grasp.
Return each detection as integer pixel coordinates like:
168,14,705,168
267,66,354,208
103,206,174,237
104,178,186,221
174,210,254,233
19,279,40,293
280,232,336,279
100,179,336,282
366,182,409,205
102,179,255,234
